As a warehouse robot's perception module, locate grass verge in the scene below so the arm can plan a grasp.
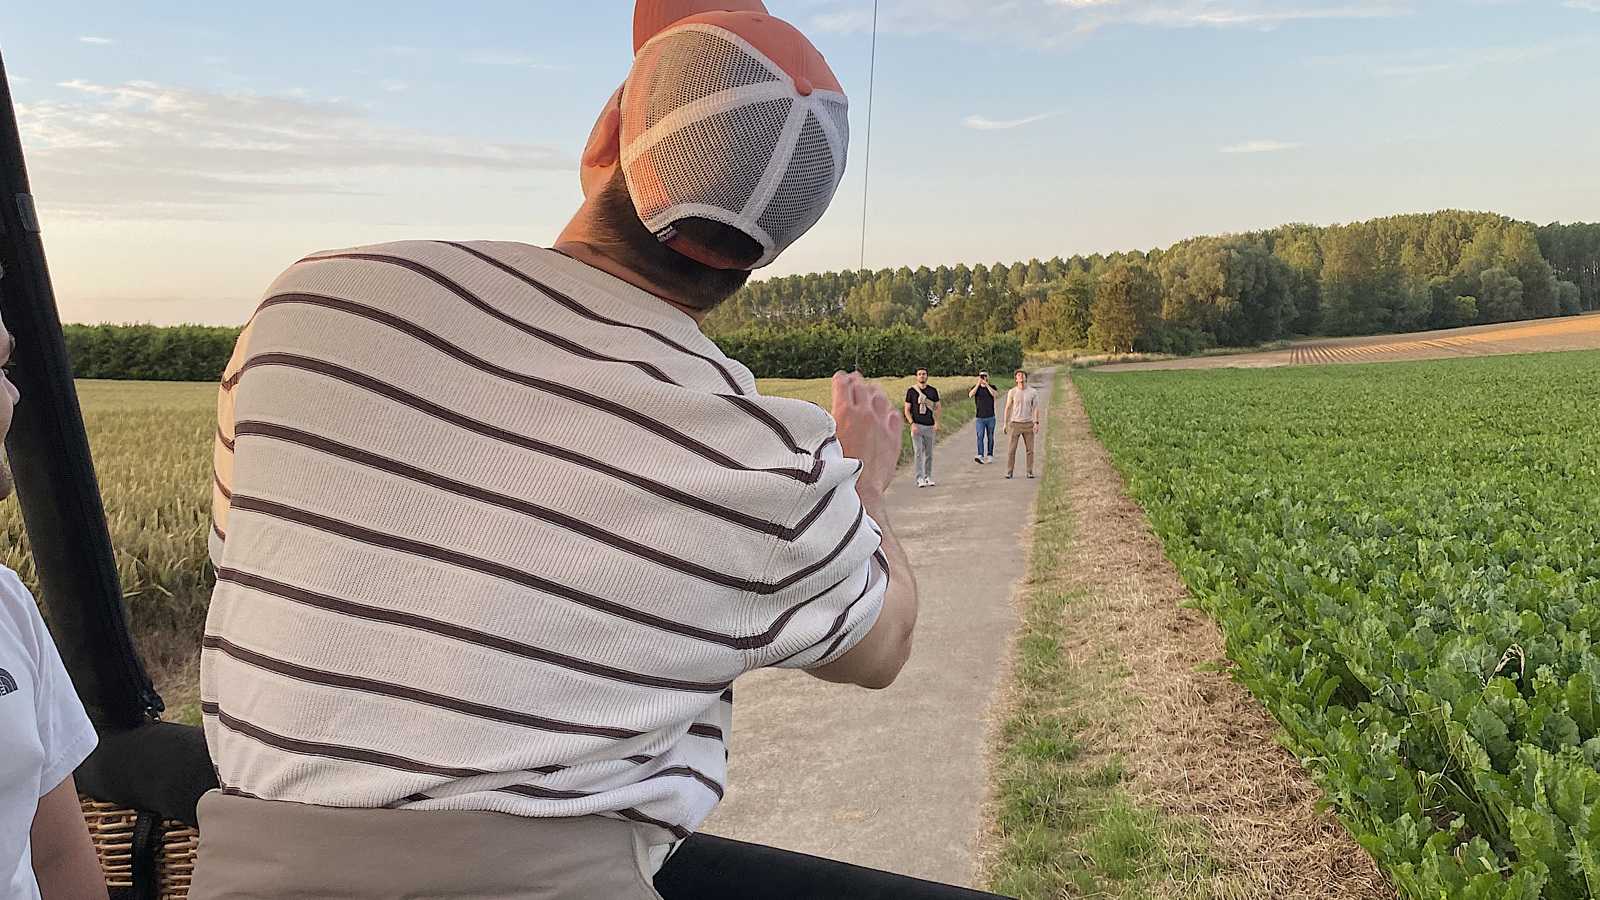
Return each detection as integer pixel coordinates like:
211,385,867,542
985,378,1225,900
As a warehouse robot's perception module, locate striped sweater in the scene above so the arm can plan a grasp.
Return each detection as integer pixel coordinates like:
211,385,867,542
203,240,886,843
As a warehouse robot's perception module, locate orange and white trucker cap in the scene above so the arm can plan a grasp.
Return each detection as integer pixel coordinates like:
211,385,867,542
618,4,849,269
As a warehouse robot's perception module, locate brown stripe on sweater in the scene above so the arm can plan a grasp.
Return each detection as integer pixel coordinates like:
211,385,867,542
246,296,828,484
770,555,884,667
213,469,233,501
205,701,491,778
237,336,837,536
233,420,851,594
302,252,679,385
206,702,575,782
439,241,748,396
615,807,692,841
211,520,227,543
228,494,864,650
216,425,235,452
291,256,837,461
723,394,807,454
204,635,643,740
215,565,732,694
648,765,727,799
687,723,724,741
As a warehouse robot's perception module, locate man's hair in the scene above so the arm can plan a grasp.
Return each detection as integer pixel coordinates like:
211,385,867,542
1015,369,1027,378
590,168,761,311
916,367,928,374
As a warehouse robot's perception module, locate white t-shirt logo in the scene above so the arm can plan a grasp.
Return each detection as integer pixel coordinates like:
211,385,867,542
0,667,15,695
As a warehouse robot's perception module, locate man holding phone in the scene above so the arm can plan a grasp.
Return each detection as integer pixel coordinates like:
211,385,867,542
968,371,998,464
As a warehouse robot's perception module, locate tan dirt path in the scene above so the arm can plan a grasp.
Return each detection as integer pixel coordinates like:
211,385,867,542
1097,310,1600,372
1043,374,1391,897
701,370,1054,887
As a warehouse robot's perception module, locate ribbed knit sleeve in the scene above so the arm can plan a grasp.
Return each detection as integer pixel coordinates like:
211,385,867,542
744,439,887,671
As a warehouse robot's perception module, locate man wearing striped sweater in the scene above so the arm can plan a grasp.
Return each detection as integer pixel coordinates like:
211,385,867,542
189,2,918,898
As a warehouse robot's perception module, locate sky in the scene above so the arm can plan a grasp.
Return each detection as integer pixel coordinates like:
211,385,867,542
2,0,1597,325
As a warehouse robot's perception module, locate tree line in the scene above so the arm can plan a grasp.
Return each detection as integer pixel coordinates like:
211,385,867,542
704,211,1600,353
58,322,1019,383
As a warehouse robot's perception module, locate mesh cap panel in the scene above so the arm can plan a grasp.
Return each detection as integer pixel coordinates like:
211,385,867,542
633,99,792,218
755,108,840,243
635,30,779,131
620,20,849,268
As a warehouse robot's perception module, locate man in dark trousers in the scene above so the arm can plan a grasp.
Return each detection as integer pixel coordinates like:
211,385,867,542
904,367,940,487
968,370,998,464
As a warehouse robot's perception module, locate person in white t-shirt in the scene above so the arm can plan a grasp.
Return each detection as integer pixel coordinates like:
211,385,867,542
0,312,108,900
1002,369,1041,479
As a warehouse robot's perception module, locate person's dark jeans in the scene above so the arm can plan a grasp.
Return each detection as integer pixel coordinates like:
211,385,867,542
975,417,996,458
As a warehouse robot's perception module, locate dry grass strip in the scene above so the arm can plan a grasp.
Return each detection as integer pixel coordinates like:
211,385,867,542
986,373,1392,898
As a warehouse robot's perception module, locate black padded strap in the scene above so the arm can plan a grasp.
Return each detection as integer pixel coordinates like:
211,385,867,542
656,833,1015,900
77,723,217,826
105,810,162,900
0,50,161,728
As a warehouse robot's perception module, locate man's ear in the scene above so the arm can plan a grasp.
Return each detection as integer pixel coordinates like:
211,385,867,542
580,86,625,199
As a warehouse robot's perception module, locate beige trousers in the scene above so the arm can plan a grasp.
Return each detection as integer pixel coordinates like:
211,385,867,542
1006,421,1036,475
188,791,664,900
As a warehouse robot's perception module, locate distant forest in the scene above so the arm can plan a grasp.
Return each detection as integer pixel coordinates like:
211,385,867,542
704,211,1600,354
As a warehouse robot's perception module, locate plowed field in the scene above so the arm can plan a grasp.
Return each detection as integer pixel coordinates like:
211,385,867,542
1097,312,1600,372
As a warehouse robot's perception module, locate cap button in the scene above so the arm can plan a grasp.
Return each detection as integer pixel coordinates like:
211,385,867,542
793,75,813,96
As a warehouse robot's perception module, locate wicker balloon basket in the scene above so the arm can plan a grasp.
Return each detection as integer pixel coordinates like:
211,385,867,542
80,798,199,900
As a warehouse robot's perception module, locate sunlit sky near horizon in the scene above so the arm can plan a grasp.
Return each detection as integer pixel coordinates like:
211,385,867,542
3,0,1598,325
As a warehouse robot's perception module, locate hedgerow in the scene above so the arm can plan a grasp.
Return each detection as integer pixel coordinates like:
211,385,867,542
711,324,1023,378
63,324,242,382
60,322,1018,383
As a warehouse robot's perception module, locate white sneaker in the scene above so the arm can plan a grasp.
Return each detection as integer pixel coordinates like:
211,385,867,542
926,477,936,487
916,477,928,487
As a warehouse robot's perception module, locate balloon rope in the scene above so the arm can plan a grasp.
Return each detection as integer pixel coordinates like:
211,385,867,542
858,0,879,274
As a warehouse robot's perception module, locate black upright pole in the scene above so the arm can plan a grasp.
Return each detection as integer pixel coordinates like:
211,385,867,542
0,47,161,727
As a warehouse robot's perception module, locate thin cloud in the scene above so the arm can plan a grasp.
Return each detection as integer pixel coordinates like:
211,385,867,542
807,0,1409,49
1311,38,1582,77
965,112,1057,130
1566,0,1600,10
79,36,114,45
17,80,568,217
465,52,559,69
1221,140,1304,153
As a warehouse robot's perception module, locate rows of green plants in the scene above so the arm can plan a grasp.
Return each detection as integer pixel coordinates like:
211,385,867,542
1075,351,1600,899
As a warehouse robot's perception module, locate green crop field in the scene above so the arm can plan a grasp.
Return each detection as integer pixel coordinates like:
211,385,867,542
1075,351,1600,899
3,374,984,719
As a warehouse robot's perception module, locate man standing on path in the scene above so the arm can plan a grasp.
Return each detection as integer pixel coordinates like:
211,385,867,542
1002,369,1041,479
904,367,941,487
192,3,920,898
968,370,998,465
